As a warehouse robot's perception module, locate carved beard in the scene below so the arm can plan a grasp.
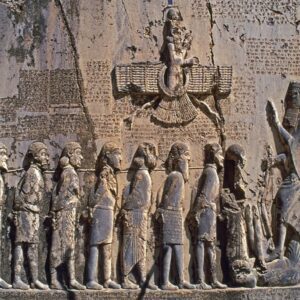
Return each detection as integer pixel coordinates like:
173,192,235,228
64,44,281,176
0,160,7,172
145,154,157,171
69,155,82,169
177,158,189,182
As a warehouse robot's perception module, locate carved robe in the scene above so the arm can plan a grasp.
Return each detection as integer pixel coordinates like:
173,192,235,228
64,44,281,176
89,165,117,245
159,171,184,245
121,168,151,276
51,165,80,267
193,164,219,242
275,130,300,233
14,165,43,244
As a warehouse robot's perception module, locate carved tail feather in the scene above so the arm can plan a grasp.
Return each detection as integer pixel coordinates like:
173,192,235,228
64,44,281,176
286,240,300,264
152,94,198,125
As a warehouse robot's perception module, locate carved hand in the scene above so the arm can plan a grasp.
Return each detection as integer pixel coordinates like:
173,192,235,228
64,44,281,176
267,99,279,126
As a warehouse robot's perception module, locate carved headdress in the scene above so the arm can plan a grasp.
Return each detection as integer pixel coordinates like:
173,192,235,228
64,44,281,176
204,143,222,164
283,81,300,133
165,142,189,173
131,142,157,171
96,142,121,176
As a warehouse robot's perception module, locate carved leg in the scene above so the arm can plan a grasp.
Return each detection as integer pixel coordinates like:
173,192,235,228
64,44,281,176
175,244,195,290
68,257,86,290
13,244,29,290
50,267,64,290
161,244,177,290
266,218,286,262
196,241,211,290
137,253,158,290
245,205,255,253
0,210,11,289
253,209,267,272
276,222,286,257
86,245,103,290
102,244,120,289
28,244,49,290
208,242,226,289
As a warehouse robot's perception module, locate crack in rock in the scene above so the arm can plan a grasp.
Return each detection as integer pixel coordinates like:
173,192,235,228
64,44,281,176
54,0,97,152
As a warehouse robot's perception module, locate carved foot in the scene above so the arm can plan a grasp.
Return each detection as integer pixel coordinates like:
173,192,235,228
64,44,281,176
69,280,86,290
161,282,178,290
103,280,121,289
211,281,227,289
0,278,11,289
178,281,195,289
32,280,50,290
122,279,139,289
50,279,64,290
255,259,267,273
140,281,159,290
265,250,281,263
196,281,212,290
86,281,103,290
13,279,30,290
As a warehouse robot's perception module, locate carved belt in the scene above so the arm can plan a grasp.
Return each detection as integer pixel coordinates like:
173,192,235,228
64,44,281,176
95,205,114,210
165,206,182,212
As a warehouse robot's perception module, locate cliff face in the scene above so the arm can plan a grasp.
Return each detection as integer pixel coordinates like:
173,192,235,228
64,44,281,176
0,0,299,285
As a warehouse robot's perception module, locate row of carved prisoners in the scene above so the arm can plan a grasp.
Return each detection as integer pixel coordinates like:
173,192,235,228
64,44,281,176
0,83,299,290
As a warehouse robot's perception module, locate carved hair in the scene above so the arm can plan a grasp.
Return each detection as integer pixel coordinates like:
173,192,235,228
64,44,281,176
96,142,120,175
131,142,157,171
61,142,81,158
22,142,47,170
225,144,245,163
0,143,7,151
28,142,47,157
204,143,222,164
165,142,189,173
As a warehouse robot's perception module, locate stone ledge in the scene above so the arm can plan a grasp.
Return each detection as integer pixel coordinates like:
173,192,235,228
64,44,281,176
0,286,299,300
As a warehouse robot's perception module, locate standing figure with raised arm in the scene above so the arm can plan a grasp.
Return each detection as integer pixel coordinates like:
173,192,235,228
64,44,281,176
120,142,158,290
50,142,85,290
13,142,49,290
189,143,227,290
86,142,122,290
157,142,195,290
0,143,11,289
266,81,300,261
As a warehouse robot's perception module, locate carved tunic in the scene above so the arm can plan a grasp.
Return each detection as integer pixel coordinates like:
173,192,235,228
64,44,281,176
276,130,300,231
122,168,151,275
89,165,117,245
193,164,219,242
0,173,4,208
159,171,184,245
51,165,80,267
14,165,43,244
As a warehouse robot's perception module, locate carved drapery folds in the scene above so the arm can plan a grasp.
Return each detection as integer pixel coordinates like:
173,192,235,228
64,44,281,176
0,113,299,290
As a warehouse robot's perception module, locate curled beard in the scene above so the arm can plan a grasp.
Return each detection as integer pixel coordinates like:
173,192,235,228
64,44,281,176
145,154,157,171
177,159,189,182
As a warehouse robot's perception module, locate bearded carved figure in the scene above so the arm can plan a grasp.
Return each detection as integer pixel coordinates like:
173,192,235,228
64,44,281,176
13,142,50,290
188,143,227,290
86,142,122,290
0,143,11,289
120,142,158,290
156,142,195,290
50,142,85,290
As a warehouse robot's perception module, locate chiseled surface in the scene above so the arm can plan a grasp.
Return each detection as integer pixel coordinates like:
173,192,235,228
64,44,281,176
0,0,299,296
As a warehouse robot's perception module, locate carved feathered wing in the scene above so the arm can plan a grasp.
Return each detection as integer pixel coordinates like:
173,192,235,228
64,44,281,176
114,63,232,125
115,62,162,94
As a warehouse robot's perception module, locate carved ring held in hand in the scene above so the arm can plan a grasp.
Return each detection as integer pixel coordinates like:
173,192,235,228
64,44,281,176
158,66,190,98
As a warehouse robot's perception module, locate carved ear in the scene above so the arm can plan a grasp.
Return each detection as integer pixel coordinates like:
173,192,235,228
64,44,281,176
59,156,69,167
